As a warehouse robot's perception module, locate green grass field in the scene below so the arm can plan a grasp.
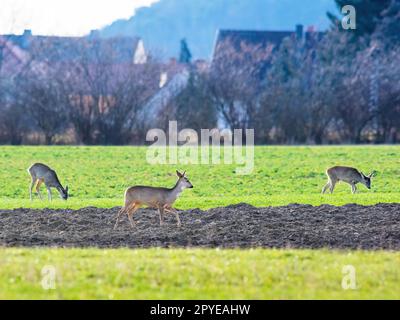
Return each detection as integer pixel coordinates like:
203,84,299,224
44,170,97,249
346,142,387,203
0,145,399,299
1,248,399,299
0,145,399,209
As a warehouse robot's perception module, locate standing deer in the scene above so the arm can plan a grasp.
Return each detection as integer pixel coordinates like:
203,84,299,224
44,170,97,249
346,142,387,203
28,163,69,201
114,170,193,229
322,166,376,194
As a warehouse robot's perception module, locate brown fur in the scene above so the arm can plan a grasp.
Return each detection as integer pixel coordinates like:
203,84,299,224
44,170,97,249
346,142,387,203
322,166,376,194
28,163,68,201
114,170,193,229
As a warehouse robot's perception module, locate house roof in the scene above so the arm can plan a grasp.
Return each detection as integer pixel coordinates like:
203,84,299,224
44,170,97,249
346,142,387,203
213,29,294,59
217,29,293,48
3,32,141,64
212,28,325,60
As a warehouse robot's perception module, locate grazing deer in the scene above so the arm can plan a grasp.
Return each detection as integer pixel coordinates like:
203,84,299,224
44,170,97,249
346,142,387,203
114,170,193,230
322,166,376,194
28,163,69,201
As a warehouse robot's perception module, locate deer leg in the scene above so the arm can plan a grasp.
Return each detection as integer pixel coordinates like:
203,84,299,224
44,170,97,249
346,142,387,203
322,180,331,194
113,207,126,230
127,203,140,229
165,206,181,227
329,180,337,193
36,179,44,200
46,187,52,201
158,206,165,226
114,202,136,229
110,206,123,223
112,197,131,224
29,178,36,201
351,183,357,194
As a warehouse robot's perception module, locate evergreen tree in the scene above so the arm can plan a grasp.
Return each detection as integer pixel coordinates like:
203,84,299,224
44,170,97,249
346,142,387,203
179,39,192,64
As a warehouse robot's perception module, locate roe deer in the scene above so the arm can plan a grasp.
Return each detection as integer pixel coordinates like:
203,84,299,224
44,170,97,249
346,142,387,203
322,166,376,194
28,163,69,201
114,170,193,229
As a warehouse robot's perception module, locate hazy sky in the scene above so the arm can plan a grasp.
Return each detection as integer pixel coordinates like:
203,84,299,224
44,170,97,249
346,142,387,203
0,0,159,36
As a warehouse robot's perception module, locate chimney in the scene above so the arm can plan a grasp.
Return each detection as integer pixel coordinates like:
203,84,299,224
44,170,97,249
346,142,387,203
23,29,32,37
21,29,32,49
295,24,303,40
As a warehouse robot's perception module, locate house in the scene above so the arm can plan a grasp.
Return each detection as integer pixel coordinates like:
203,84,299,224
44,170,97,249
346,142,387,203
137,58,191,128
212,25,325,70
212,25,324,57
0,30,152,143
213,28,297,59
1,29,147,66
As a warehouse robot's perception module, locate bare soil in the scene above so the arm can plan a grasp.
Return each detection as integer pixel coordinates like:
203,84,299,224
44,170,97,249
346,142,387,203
0,203,399,250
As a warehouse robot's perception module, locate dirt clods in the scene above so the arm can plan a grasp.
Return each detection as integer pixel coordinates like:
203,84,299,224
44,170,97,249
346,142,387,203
0,203,399,249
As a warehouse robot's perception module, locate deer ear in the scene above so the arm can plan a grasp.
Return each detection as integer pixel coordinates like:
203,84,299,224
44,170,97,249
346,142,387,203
176,170,182,178
369,171,377,178
183,170,186,177
66,186,69,192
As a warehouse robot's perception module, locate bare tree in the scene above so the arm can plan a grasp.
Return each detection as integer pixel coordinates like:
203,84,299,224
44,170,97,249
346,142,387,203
14,66,69,144
63,40,162,144
377,47,400,142
209,39,273,131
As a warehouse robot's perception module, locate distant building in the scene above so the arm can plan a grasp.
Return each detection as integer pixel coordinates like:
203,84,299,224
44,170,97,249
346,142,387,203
1,29,147,65
138,58,211,127
0,30,151,133
139,58,190,127
212,24,324,66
